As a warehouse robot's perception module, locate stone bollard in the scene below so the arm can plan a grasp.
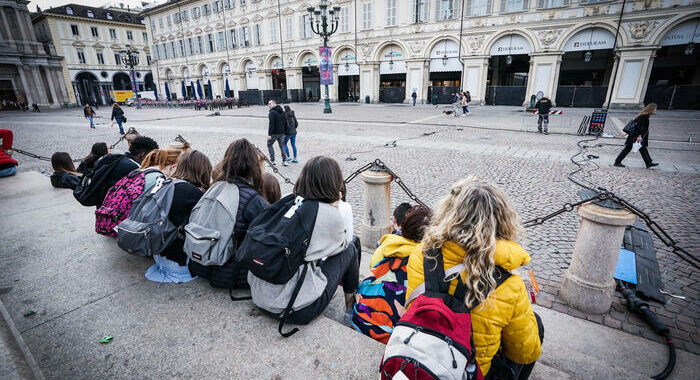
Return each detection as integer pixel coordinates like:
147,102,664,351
360,166,393,250
560,202,636,314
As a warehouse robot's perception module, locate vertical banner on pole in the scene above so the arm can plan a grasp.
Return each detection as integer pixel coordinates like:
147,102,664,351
319,46,333,85
129,70,139,94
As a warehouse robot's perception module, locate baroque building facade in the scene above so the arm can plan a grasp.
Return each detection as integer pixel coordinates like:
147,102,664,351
143,0,700,108
0,0,70,108
32,3,154,106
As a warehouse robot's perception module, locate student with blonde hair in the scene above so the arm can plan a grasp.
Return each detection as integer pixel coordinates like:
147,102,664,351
405,177,542,379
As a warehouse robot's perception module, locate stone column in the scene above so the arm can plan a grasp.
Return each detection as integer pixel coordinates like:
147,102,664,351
606,47,656,109
15,65,33,104
360,166,393,250
257,69,271,91
560,202,636,314
285,67,303,90
13,8,28,41
1,10,13,41
406,59,428,104
30,66,48,105
56,68,72,104
23,12,38,42
43,66,60,107
461,56,489,105
359,62,379,103
525,52,563,106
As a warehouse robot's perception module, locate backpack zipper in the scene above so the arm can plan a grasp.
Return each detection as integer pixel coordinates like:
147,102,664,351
403,326,422,344
445,337,458,369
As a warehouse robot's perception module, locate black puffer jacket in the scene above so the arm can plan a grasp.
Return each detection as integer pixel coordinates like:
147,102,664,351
50,172,81,190
188,179,267,289
268,105,287,135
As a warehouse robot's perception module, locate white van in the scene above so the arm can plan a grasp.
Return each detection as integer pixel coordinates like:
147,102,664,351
125,91,157,106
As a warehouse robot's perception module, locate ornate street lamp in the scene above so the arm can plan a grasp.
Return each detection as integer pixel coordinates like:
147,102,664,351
307,0,340,114
119,45,142,109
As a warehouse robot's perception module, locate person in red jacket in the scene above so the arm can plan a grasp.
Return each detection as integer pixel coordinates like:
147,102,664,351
0,129,18,177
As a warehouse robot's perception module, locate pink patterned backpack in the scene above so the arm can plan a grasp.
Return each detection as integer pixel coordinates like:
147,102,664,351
95,168,162,236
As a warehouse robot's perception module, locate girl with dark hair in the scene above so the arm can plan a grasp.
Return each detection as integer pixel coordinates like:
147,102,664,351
188,138,269,290
77,142,108,173
283,105,299,163
110,103,125,134
249,156,360,327
50,152,81,189
146,150,212,283
352,205,432,343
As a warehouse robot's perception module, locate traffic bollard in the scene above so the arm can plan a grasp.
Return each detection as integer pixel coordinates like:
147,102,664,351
360,166,393,250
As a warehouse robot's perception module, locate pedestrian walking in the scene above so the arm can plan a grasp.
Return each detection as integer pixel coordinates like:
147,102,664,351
266,100,287,166
283,105,298,163
460,91,470,115
614,103,659,169
32,103,40,112
411,90,417,106
110,103,126,134
464,91,472,115
83,103,96,129
452,92,461,117
535,96,552,134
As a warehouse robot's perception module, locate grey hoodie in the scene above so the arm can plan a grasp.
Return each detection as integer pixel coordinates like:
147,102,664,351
248,202,349,314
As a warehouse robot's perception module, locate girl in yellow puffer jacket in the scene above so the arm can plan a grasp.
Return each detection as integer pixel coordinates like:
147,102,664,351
405,177,543,379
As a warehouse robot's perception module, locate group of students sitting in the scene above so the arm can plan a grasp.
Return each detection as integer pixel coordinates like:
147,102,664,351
48,132,542,379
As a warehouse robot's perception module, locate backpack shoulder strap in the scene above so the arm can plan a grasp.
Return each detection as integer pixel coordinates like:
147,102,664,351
278,264,308,337
493,266,511,289
423,248,448,294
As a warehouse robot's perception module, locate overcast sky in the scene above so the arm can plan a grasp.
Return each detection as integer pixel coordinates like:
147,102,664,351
28,0,162,12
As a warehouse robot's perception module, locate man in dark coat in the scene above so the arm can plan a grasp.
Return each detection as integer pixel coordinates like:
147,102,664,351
535,96,553,134
267,100,288,166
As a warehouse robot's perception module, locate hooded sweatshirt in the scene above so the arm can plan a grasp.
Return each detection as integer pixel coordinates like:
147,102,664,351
370,234,421,268
268,105,287,135
405,240,541,375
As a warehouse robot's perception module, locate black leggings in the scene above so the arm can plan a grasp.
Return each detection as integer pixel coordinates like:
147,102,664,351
615,137,652,166
285,237,361,325
486,313,544,380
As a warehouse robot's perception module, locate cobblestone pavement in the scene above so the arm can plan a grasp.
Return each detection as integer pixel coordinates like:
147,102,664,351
1,104,698,354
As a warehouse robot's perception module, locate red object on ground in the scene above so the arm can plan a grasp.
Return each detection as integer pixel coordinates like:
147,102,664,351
0,129,18,168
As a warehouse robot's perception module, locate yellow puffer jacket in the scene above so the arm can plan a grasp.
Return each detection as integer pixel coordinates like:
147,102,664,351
405,240,541,375
369,234,421,268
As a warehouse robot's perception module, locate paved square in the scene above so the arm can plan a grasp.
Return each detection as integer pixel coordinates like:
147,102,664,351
2,103,699,356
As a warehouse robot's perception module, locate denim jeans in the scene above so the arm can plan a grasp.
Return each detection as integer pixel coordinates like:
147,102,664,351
283,134,297,159
267,134,286,162
87,115,94,127
0,166,17,178
115,117,124,134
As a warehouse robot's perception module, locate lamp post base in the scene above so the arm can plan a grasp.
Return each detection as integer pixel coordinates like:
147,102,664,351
323,84,332,113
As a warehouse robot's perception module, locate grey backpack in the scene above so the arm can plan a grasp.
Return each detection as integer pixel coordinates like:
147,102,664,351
183,181,240,266
116,177,181,257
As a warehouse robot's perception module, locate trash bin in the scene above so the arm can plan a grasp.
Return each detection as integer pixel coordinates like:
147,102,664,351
432,95,438,106
365,95,370,104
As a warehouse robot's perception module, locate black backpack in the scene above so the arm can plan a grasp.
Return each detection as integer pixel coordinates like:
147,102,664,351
73,154,126,207
236,193,318,285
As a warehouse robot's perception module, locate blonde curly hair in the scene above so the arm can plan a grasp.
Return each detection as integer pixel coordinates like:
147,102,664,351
422,176,523,308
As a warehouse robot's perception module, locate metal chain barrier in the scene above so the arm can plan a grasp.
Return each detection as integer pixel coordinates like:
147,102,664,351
254,145,296,186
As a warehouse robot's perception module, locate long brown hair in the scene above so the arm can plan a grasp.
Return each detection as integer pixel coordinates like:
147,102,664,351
262,172,281,203
294,156,343,203
82,142,108,168
51,152,79,175
216,138,263,193
139,149,181,171
172,150,212,190
422,177,522,309
635,103,657,120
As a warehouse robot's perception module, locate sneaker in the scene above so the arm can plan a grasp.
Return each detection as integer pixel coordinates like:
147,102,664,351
613,163,626,168
292,158,298,163
646,163,659,168
285,157,292,162
90,126,95,129
538,129,542,133
282,161,288,167
544,131,549,135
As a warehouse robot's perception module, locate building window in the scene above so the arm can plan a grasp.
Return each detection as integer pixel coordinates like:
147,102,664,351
143,32,148,42
66,6,73,15
146,55,151,65
182,10,189,21
87,10,94,18
77,48,86,63
339,7,349,32
106,12,113,20
150,20,156,30
241,26,250,47
224,0,233,9
153,46,159,60
71,24,79,36
91,27,99,37
438,0,456,20
413,0,428,23
229,29,237,48
114,53,121,65
284,17,293,41
159,17,164,28
167,15,172,26
300,14,312,39
186,37,193,55
127,31,133,40
179,39,185,55
361,2,372,30
109,28,117,39
96,51,104,64
385,0,397,26
579,0,608,3
213,0,223,13
254,24,262,45
196,36,203,54
217,31,225,50
468,0,492,16
174,12,181,23
170,41,177,57
538,0,568,6
501,0,526,13
240,0,246,5
269,19,278,43
192,7,200,18
203,4,211,16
